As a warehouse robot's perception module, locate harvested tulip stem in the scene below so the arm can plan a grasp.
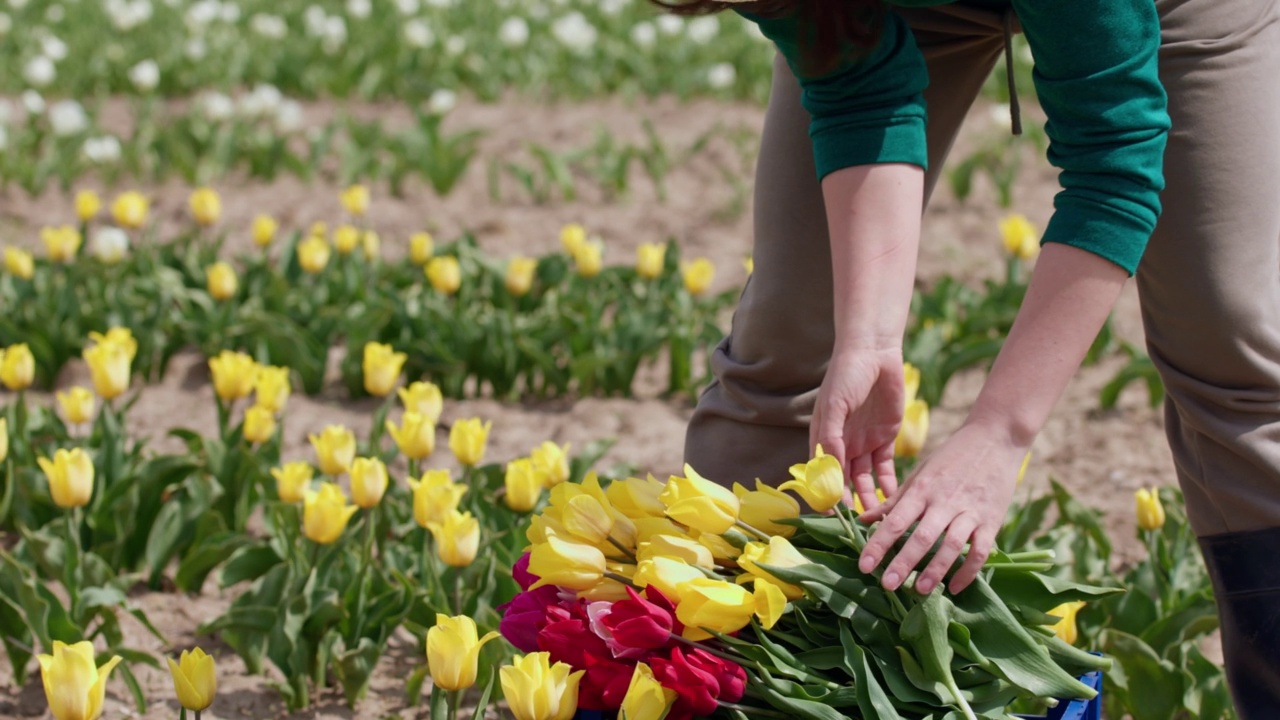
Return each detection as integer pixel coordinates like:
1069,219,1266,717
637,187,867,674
603,571,640,590
606,535,637,561
734,520,771,542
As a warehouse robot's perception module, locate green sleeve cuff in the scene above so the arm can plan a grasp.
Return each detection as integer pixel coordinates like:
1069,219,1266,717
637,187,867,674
811,116,928,180
1042,194,1154,275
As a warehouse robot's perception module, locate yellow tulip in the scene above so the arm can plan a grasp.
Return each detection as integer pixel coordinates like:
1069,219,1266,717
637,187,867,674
82,337,131,400
753,578,788,630
779,445,845,513
633,556,704,603
0,418,7,464
427,615,500,692
681,258,714,296
386,412,436,461
629,517,683,546
637,534,714,571
894,398,929,458
189,187,222,226
573,240,603,278
37,640,122,720
111,191,149,229
350,457,389,509
5,247,35,279
398,381,443,424
38,448,95,509
408,469,468,528
506,256,538,297
449,417,492,467
334,224,361,255
271,462,313,503
1,343,35,390
695,530,742,562
1048,601,1086,645
56,387,95,426
206,261,238,301
167,647,216,712
309,221,328,240
88,328,137,361
546,483,617,545
242,405,276,445
606,474,667,519
302,482,358,544
531,441,571,488
658,464,740,535
738,536,809,600
620,663,675,720
560,223,587,256
426,256,462,295
1000,213,1039,261
362,230,380,260
409,231,434,265
635,243,665,280
309,425,356,476
743,255,754,275
297,235,331,274
675,578,756,639
1135,488,1166,531
42,225,82,264
428,510,481,567
529,533,607,591
363,342,407,397
505,457,544,513
852,488,887,515
208,350,259,401
252,366,291,414
251,214,277,247
341,184,370,217
903,361,921,405
734,480,800,538
75,190,102,222
500,652,584,720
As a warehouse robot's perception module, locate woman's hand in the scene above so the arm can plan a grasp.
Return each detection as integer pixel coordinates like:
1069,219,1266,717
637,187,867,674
856,420,1027,595
810,348,905,513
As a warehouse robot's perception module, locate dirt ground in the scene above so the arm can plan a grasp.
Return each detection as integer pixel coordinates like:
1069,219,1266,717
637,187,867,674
0,92,1176,718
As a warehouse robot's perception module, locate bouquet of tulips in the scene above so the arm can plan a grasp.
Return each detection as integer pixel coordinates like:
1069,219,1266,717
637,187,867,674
499,451,1120,720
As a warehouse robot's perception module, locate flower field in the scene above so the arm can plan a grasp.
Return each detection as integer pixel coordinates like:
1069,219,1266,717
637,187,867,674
0,0,1227,719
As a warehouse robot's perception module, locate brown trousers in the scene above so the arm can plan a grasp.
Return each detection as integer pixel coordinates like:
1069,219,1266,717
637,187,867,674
684,0,1280,539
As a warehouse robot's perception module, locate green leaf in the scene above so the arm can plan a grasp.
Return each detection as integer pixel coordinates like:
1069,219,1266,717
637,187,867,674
1101,630,1185,720
988,571,1123,613
220,545,284,588
900,591,971,717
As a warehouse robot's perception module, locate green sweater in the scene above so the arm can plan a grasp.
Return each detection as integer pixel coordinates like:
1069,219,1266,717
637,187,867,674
740,0,1170,274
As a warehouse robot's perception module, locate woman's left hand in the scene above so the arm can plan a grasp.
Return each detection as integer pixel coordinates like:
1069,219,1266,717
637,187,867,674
856,420,1028,595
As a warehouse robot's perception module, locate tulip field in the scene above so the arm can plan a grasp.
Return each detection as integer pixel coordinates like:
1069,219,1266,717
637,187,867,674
0,0,1227,719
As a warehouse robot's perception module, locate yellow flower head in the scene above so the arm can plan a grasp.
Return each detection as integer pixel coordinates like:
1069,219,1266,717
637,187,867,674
734,480,800,538
334,224,361,255
206,261,238,301
753,578,788,630
1,343,35,391
242,405,276,445
738,535,809,600
350,457,389,509
297,235,331,274
251,214,278,248
531,441,571,488
528,533,607,591
309,221,328,241
111,191,149,229
506,256,538,297
1135,488,1167,532
894,398,930,459
636,534,714,571
449,417,492,467
410,232,434,265
87,328,137,361
999,213,1039,261
252,366,292,414
363,342,407,397
743,255,754,276
302,482,358,544
573,240,603,279
340,184,370,217
37,640,122,720
386,412,436,461
309,425,356,476
189,187,222,226
38,448,95,509
427,615,500,692
167,647,216,712
0,418,8,465
82,335,131,400
398,381,444,425
500,652,584,720
505,457,544,513
620,664,676,720
1048,601,1086,646
681,258,715,296
560,224,587,256
675,577,756,640
42,225,82,264
635,243,665,281
658,464,740,535
779,445,844,513
428,510,481,568
362,230,380,260
606,474,667,520
57,387,96,426
208,350,259,401
4,247,35,280
633,556,703,604
426,256,462,295
75,190,103,222
271,462,313,503
408,469,468,528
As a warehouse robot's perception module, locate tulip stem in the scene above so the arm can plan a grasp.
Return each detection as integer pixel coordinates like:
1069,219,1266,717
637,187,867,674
64,509,81,603
452,569,462,616
353,507,377,640
733,520,771,542
606,536,636,561
603,571,640,590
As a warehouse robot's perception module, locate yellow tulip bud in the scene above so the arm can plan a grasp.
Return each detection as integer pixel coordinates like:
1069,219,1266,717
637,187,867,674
362,230,380,260
734,480,800,538
530,441,571,488
38,448,95,509
738,536,809,600
695,530,742,562
895,398,929,458
852,489,887,515
252,366,291,414
57,387,96,426
500,652,584,720
547,485,617,545
386,412,436,461
633,556,703,603
350,457,389,509
75,190,103,222
529,533,607,591
398,381,444,425
427,615,500,692
573,240,603,278
903,361,921,405
189,187,222,226
426,256,462,295
88,328,137,361
1135,487,1166,532
409,469,468,528
635,243,665,280
340,184,370,217
410,232,434,265
242,405,276,445
428,510,481,568
449,417,491,467
1048,601,1086,646
334,224,361,255
620,663,676,720
271,462,313,503
297,235,331,274
637,534,714,571
606,475,667,519
629,517,683,546
302,482,358,544
753,578,788,630
505,457,544,513
82,336,131,400
363,342,407,397
251,214,278,247
206,261,238,301
506,256,538,297
167,647,217,712
681,258,715,296
208,350,259,401
42,225,82,264
37,641,122,720
1,343,35,390
111,191,150,229
309,221,328,240
560,224,587,256
675,577,756,639
743,255,754,275
4,247,35,280
1000,213,1039,261
0,418,7,465
309,425,356,476
658,464,740,535
779,445,845,513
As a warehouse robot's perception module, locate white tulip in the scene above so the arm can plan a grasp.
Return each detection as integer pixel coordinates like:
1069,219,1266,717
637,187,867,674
630,22,656,49
707,63,736,90
129,59,160,93
657,14,683,35
23,56,56,88
428,88,457,115
83,135,123,163
92,226,130,264
250,13,286,38
498,17,528,47
346,0,371,19
198,91,235,121
0,12,11,36
552,12,596,53
49,99,88,136
21,90,45,115
687,16,718,44
403,19,433,48
393,0,419,15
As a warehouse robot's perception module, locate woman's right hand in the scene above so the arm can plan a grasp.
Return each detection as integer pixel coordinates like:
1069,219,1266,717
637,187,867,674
810,347,905,513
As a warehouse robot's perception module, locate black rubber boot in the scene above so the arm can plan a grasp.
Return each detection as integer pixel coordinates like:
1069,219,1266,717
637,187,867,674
1199,527,1280,718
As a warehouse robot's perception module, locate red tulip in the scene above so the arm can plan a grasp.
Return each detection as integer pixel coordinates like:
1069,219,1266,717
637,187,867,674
650,648,721,720
600,587,674,652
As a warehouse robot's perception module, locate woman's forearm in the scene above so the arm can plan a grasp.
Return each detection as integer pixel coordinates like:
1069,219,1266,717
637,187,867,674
821,163,924,352
967,243,1129,446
